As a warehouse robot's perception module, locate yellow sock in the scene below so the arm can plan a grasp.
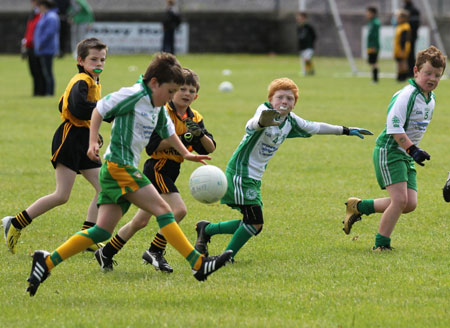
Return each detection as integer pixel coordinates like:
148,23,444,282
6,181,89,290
157,214,203,270
47,230,96,270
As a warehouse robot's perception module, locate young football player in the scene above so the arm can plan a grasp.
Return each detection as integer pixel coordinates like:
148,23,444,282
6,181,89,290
25,53,232,297
366,6,380,83
343,46,446,251
194,77,373,260
3,38,107,254
95,68,216,273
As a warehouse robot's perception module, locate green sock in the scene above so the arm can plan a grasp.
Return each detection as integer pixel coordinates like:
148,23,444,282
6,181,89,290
357,199,375,215
374,233,391,248
225,223,258,258
205,220,241,236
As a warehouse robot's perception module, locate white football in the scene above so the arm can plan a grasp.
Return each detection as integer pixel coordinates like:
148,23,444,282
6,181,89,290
189,165,228,204
218,81,233,93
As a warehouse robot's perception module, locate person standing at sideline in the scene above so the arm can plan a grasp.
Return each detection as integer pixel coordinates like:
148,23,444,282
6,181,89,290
34,0,60,96
69,0,94,55
22,0,45,96
404,0,420,77
162,0,181,54
366,6,380,83
296,12,317,76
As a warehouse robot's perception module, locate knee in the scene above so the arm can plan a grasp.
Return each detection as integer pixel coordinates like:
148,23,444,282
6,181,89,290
392,195,408,210
53,192,70,205
173,207,187,223
131,216,150,230
403,200,417,213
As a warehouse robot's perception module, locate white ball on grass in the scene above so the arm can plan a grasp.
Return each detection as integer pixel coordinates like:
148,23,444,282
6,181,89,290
218,81,234,93
189,165,228,204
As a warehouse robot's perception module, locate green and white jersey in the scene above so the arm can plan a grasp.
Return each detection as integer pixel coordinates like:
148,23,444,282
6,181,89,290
226,103,321,180
376,79,435,152
96,77,175,167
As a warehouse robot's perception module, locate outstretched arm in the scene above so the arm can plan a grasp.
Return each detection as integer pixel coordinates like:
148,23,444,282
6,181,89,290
87,108,103,162
165,133,211,164
315,123,373,139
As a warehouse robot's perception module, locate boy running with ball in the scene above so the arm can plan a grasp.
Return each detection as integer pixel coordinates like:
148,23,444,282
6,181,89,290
25,53,232,297
194,77,372,261
343,46,446,251
95,68,216,273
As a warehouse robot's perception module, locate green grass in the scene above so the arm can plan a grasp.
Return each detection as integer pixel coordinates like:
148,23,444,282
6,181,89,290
0,54,449,327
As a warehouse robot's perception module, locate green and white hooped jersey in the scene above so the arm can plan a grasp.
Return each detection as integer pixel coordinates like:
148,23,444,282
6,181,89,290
226,103,321,180
97,78,175,168
376,79,435,152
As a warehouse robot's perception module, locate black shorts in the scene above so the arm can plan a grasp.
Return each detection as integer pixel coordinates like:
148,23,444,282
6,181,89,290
143,158,181,194
51,121,101,174
368,52,379,64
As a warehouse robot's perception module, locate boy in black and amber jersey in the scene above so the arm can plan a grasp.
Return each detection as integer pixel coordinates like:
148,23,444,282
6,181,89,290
95,68,216,273
3,38,107,254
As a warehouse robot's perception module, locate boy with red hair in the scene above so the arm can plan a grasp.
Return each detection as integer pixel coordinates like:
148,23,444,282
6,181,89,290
195,77,372,261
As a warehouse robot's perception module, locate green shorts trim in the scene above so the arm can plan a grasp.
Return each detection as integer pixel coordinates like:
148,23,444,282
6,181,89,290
98,161,151,214
221,170,262,210
373,146,417,191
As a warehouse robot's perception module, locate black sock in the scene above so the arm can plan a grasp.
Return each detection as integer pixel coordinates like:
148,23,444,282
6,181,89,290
82,221,95,230
102,234,126,258
149,233,167,253
11,210,32,229
373,68,378,82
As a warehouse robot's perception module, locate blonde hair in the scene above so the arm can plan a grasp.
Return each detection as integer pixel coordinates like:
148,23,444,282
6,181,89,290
267,78,299,104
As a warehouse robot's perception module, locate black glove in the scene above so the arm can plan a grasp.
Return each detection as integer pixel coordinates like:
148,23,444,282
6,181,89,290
443,177,450,202
185,120,204,138
406,145,430,166
179,132,193,147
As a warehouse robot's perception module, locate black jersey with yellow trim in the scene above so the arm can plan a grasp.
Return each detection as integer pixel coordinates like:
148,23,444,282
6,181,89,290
146,101,215,163
58,65,101,128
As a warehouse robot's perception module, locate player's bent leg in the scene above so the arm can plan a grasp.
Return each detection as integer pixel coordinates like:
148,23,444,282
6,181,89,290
343,197,362,234
403,188,417,213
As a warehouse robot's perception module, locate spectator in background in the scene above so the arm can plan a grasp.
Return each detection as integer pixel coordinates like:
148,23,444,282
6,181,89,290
34,0,60,96
22,0,45,96
162,0,181,54
404,0,420,77
393,9,411,82
55,0,71,57
366,6,380,83
69,0,94,55
296,12,317,76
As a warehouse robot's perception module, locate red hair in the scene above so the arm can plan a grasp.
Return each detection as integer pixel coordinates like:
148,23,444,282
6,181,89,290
268,78,299,104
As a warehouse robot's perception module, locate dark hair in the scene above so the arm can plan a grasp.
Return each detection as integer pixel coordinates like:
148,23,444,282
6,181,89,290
297,12,307,19
367,6,378,15
416,45,447,73
182,68,200,91
77,38,108,60
37,0,56,8
143,52,184,85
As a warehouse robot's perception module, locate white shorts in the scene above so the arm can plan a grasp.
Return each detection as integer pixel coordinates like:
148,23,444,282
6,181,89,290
300,48,314,61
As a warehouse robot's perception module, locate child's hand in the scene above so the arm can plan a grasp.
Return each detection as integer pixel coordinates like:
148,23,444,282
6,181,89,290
406,145,430,166
87,143,101,163
184,153,211,165
258,109,281,127
185,120,204,137
343,126,374,139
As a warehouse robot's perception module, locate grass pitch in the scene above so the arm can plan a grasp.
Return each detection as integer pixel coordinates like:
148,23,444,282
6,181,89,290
0,54,449,327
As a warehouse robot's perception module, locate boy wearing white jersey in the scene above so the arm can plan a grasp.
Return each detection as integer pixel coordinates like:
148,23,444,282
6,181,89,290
194,77,372,260
343,46,446,251
26,53,232,297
